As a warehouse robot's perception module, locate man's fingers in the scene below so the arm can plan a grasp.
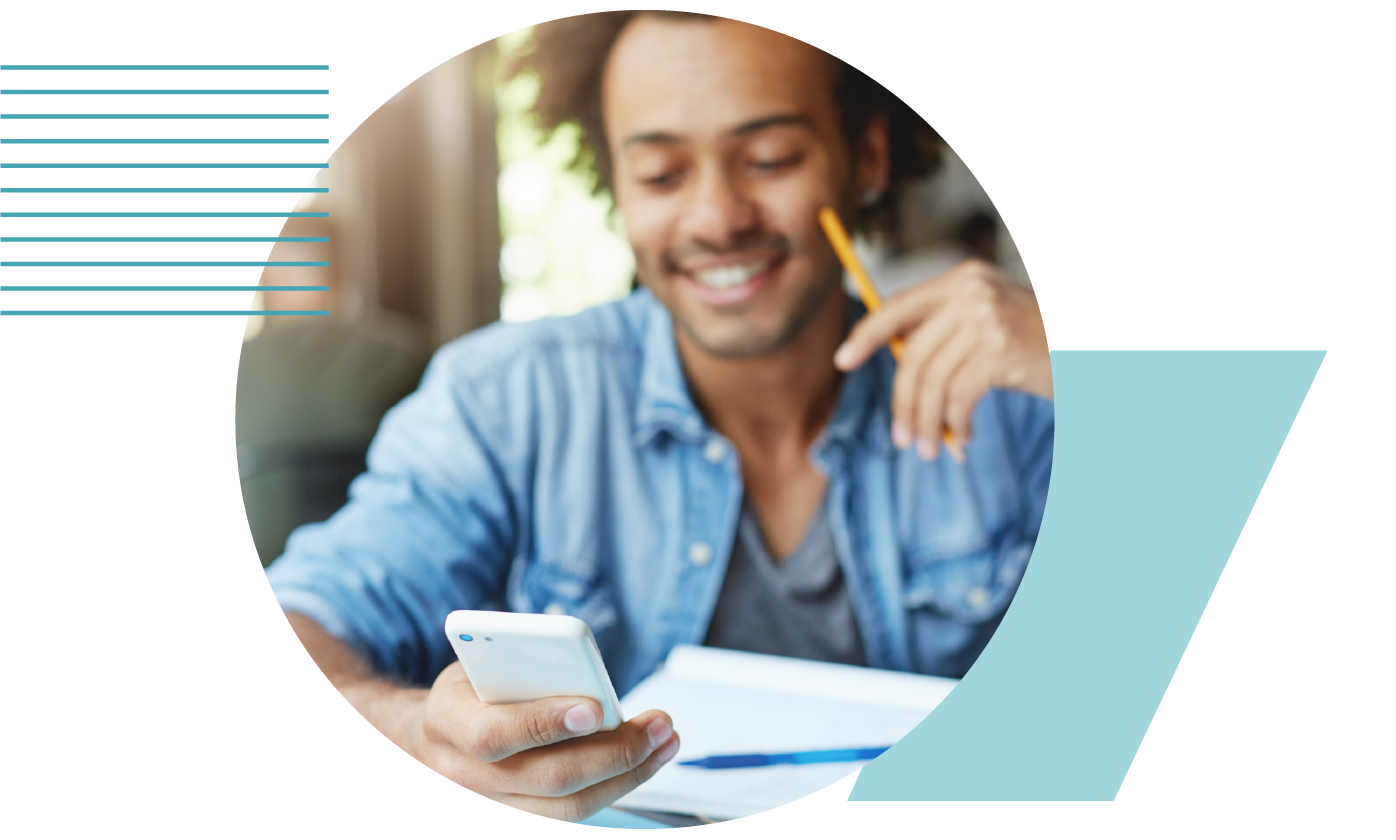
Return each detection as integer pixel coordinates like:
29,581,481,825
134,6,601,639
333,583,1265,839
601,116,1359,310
450,694,605,763
911,325,978,460
498,731,681,822
417,662,674,812
943,355,996,449
555,732,680,821
834,288,938,370
487,710,675,798
888,304,963,444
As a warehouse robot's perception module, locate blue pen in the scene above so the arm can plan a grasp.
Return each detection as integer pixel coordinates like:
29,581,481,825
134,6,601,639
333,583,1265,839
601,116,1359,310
678,747,891,769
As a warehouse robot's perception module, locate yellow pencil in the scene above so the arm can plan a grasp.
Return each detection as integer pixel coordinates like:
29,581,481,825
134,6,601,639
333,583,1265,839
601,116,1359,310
817,206,961,457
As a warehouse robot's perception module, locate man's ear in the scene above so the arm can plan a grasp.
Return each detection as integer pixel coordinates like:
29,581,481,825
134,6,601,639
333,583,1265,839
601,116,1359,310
856,112,891,206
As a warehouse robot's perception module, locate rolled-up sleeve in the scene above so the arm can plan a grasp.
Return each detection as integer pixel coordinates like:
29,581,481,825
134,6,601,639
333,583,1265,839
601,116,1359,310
266,349,518,686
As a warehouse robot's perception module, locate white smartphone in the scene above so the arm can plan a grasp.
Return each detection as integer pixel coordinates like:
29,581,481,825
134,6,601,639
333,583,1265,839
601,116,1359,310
444,610,624,731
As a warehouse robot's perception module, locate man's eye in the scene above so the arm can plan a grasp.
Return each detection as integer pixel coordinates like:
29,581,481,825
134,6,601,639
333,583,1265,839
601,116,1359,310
748,155,801,173
640,170,683,188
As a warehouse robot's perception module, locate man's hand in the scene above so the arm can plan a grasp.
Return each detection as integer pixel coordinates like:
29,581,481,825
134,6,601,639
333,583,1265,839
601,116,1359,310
286,613,678,822
833,258,1052,461
408,662,678,821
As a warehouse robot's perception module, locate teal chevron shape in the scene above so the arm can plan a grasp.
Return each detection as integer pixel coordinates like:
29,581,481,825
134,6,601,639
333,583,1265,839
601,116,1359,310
850,350,1325,801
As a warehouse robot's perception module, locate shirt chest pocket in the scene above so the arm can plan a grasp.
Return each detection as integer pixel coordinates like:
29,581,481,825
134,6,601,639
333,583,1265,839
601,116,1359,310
899,523,1034,677
507,555,622,645
902,521,1033,625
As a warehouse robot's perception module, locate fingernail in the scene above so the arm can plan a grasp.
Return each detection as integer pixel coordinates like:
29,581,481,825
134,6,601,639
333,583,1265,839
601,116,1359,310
833,344,855,369
916,437,937,461
647,718,673,749
564,704,597,733
656,736,680,763
891,420,912,449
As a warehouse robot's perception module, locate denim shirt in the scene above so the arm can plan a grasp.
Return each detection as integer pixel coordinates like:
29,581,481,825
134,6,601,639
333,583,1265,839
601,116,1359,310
266,289,1054,696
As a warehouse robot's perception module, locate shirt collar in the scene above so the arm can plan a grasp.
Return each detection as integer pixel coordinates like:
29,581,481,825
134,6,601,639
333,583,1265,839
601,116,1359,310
631,289,895,455
817,343,895,457
633,291,708,447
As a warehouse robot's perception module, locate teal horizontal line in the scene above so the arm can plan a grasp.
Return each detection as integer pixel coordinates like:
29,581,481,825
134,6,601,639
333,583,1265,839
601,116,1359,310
1,138,328,144
1,90,329,95
2,237,326,242
2,113,328,119
2,187,328,193
2,286,329,291
2,212,327,217
2,310,330,315
1,65,329,70
2,261,327,266
1,163,327,168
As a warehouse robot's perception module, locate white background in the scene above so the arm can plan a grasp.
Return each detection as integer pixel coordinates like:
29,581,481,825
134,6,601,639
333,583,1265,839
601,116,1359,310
2,1,1392,837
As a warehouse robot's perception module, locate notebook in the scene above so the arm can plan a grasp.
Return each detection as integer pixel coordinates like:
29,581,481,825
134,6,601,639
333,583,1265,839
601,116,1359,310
613,645,957,819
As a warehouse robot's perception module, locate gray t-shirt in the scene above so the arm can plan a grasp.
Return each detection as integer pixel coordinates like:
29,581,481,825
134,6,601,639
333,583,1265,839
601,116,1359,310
703,493,867,666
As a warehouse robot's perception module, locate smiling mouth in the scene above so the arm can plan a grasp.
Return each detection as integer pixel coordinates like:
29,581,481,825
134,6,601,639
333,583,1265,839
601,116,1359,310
687,256,782,290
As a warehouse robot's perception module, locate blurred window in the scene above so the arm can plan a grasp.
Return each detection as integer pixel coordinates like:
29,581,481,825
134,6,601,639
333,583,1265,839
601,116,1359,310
495,28,636,323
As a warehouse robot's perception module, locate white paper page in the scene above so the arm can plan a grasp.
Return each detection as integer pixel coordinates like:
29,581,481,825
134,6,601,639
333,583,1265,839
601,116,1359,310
614,647,956,819
661,644,958,709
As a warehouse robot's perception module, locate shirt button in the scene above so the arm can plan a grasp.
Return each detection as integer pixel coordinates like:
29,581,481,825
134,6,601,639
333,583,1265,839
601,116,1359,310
966,587,989,609
543,603,567,616
702,439,727,464
688,541,714,566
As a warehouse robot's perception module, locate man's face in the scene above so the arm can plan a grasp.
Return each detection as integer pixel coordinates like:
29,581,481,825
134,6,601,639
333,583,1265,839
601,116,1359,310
602,17,875,359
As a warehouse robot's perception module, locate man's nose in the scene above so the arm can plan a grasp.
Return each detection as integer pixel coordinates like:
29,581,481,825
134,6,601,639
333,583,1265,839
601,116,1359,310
677,164,758,249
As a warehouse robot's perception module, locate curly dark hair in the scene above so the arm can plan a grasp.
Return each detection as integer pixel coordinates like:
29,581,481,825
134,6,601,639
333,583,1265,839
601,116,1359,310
505,12,943,239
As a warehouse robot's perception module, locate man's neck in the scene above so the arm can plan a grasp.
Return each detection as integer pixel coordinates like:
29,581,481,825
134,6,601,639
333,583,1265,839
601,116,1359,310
675,290,847,453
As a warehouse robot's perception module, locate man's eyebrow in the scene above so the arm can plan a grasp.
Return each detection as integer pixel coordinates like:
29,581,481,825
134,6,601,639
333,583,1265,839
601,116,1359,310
620,114,813,149
622,130,683,148
730,113,811,136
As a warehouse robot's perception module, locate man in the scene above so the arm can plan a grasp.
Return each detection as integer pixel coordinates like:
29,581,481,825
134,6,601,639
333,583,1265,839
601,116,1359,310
267,12,1053,822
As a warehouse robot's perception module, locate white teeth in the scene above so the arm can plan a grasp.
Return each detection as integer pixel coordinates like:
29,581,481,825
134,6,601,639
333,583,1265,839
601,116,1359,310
693,262,767,290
